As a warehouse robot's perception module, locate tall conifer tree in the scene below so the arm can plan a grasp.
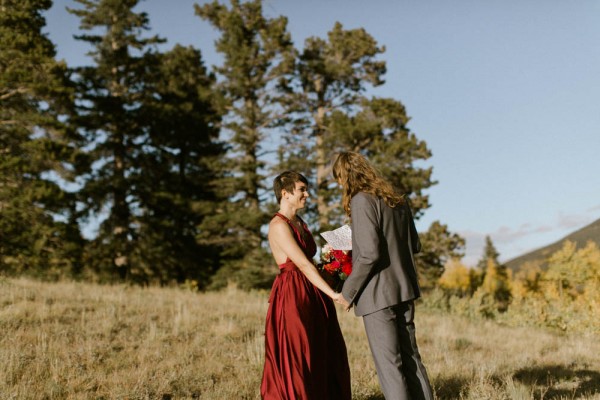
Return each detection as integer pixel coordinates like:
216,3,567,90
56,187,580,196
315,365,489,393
277,22,462,284
326,97,435,218
69,0,165,281
322,96,456,284
138,45,225,285
278,22,387,230
0,0,82,276
279,23,435,230
415,221,465,288
477,235,501,271
195,0,295,288
472,235,504,295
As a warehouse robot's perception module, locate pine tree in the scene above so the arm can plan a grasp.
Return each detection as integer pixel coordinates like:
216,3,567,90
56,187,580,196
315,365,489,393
326,97,443,280
472,237,511,314
68,0,165,281
474,257,512,313
416,220,465,288
477,235,500,270
278,22,387,230
333,97,435,218
137,45,225,286
277,24,437,233
277,21,459,287
0,0,82,277
195,0,295,288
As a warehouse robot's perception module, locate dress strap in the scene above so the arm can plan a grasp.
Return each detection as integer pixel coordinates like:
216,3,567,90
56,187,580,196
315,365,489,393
274,212,307,229
274,212,291,223
273,212,308,256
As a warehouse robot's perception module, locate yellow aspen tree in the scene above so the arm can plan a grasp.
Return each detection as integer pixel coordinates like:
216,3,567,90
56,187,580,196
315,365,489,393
438,258,471,296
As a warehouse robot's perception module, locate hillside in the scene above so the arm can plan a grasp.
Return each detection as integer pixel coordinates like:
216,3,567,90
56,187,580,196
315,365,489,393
1,278,600,399
505,217,600,271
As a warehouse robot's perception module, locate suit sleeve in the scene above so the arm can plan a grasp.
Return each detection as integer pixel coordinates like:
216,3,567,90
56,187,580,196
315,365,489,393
342,194,381,305
407,201,421,254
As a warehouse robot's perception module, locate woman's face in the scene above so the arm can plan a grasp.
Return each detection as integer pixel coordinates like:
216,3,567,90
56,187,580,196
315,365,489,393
285,181,309,209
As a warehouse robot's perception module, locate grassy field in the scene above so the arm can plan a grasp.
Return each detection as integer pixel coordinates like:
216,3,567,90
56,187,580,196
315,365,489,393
1,277,599,399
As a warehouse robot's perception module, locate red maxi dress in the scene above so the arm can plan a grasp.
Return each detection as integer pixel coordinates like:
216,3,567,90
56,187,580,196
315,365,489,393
261,213,351,400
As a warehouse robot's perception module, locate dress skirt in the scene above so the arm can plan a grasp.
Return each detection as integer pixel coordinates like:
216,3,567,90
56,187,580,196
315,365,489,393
261,262,351,400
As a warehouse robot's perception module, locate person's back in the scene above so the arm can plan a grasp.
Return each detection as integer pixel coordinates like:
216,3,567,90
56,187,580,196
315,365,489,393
347,192,421,316
333,152,433,400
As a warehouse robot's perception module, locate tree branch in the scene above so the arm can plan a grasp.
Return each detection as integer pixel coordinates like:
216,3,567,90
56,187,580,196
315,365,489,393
0,87,28,101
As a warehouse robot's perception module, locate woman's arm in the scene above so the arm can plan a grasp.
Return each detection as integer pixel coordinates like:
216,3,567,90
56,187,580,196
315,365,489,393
269,219,338,299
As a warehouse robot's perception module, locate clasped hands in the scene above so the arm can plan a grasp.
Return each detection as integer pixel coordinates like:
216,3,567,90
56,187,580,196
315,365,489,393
332,292,352,312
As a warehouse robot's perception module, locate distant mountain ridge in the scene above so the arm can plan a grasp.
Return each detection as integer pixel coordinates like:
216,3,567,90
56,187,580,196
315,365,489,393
504,217,600,271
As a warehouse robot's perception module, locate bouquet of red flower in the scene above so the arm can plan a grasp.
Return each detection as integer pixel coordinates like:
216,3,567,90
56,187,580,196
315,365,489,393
319,244,352,292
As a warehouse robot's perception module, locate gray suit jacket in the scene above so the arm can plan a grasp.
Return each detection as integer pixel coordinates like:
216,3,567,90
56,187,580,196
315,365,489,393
342,192,422,316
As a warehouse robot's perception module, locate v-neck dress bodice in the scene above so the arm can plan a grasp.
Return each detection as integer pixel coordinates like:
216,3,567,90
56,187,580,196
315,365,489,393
273,212,316,269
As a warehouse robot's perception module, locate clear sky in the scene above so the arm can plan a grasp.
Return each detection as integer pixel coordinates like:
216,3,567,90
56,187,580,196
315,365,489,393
44,0,600,266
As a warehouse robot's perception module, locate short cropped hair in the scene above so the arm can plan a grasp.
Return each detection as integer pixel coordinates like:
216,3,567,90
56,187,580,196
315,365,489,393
273,171,308,204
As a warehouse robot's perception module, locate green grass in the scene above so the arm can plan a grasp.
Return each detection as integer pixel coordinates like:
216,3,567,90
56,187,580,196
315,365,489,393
1,278,599,399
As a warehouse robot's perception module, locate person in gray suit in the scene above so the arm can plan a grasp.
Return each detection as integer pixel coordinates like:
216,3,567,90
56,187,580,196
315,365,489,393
332,151,434,400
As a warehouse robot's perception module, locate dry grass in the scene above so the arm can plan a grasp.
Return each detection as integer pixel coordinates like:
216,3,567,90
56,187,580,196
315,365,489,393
1,277,599,399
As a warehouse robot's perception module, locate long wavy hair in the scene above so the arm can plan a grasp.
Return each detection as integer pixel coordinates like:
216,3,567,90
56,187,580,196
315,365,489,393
332,151,405,218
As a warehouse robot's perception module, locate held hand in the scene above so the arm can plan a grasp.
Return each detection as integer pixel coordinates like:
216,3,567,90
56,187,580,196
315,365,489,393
332,292,352,311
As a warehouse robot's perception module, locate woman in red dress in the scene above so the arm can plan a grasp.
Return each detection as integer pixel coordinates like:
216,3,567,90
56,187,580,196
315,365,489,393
261,171,351,400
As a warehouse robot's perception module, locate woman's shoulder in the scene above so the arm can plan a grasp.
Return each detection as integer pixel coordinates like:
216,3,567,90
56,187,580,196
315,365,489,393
269,214,287,229
351,192,377,207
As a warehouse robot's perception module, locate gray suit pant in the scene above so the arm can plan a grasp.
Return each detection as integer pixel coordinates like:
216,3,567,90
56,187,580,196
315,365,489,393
363,301,433,400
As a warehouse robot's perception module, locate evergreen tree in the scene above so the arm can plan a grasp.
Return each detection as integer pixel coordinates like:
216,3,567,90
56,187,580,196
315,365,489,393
471,237,511,314
0,0,82,277
416,221,465,288
276,21,460,286
330,97,435,218
278,22,387,230
473,257,512,314
195,0,295,288
138,45,225,286
68,0,165,282
477,235,500,271
470,235,501,292
324,96,443,279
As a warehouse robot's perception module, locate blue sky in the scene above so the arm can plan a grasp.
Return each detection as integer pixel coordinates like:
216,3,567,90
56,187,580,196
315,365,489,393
44,0,600,265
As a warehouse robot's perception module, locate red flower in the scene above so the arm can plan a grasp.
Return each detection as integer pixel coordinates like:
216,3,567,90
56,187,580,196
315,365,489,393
341,261,352,277
319,248,352,292
333,250,351,264
324,260,341,273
